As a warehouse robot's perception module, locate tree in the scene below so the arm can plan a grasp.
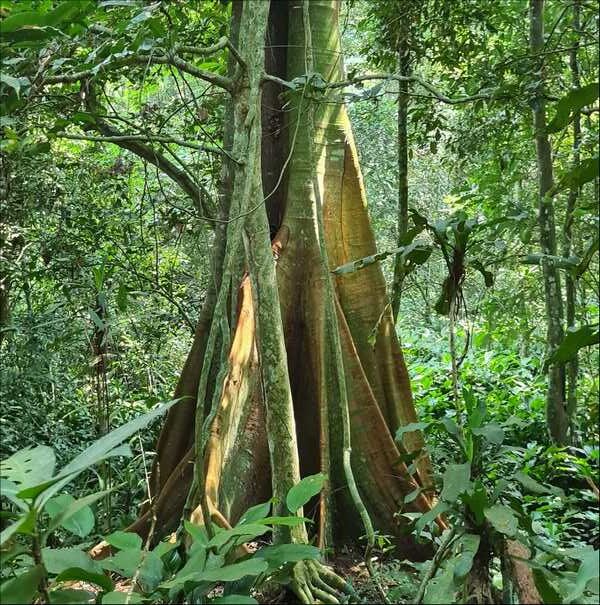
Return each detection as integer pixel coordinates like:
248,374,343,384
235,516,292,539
126,0,436,560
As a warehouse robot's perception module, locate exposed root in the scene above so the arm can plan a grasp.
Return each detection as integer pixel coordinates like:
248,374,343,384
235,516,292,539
291,560,356,604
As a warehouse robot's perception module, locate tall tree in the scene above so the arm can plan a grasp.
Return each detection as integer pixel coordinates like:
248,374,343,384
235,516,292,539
529,0,568,444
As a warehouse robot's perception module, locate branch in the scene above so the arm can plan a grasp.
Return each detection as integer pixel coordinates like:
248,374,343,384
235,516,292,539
43,52,233,92
56,132,241,162
329,73,496,105
263,72,500,105
91,117,215,221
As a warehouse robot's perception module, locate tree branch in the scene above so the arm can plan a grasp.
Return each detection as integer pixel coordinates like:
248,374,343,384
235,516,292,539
263,72,501,105
56,132,241,162
43,52,233,92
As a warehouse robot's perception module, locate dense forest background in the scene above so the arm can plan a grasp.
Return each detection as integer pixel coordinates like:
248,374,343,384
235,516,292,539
0,0,598,604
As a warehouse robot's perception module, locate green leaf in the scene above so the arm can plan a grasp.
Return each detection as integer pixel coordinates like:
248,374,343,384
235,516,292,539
395,422,430,442
547,83,599,133
423,564,456,604
49,588,95,604
206,524,271,550
105,531,142,552
532,569,562,605
39,401,178,505
254,543,321,566
552,157,599,195
55,568,113,592
472,423,505,445
237,500,272,525
211,596,258,604
0,507,36,546
0,445,56,494
484,504,518,537
184,520,208,547
160,558,268,588
513,471,554,495
47,493,97,537
441,463,471,503
463,481,489,526
415,501,449,537
0,564,45,604
0,73,24,96
102,592,143,604
102,549,142,578
453,534,480,580
42,548,100,575
0,478,27,511
256,516,310,527
544,324,599,370
286,473,325,513
564,548,599,603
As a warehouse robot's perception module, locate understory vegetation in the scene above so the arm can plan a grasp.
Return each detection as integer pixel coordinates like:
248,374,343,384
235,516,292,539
0,0,598,604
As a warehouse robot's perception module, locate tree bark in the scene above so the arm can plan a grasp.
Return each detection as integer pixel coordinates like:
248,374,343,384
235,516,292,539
563,0,581,440
529,0,567,444
391,25,410,323
118,0,437,564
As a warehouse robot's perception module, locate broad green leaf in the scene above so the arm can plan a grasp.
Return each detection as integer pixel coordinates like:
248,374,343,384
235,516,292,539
564,548,599,603
47,493,97,537
103,549,143,577
547,83,599,133
0,445,56,493
0,564,44,604
472,423,505,445
184,520,208,547
256,516,310,527
237,500,272,525
49,588,95,604
415,501,449,537
42,547,100,575
532,569,562,605
0,478,27,511
105,531,142,552
395,422,430,442
0,73,24,96
544,324,599,370
102,592,143,604
286,473,325,513
160,558,268,588
40,401,179,505
206,523,271,550
453,534,480,579
138,551,164,593
423,564,456,604
212,596,258,604
55,568,113,592
0,507,36,546
254,543,321,566
513,471,553,495
552,157,599,195
440,463,471,503
463,481,489,525
15,444,130,503
484,504,518,537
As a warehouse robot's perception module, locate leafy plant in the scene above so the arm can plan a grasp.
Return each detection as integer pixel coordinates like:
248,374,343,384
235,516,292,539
398,391,599,604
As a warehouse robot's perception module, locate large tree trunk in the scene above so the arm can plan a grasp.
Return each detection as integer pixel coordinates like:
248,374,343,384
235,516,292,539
123,0,435,562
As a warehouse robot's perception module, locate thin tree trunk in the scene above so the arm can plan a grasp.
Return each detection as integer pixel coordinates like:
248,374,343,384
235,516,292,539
563,0,581,441
391,31,410,323
529,0,567,444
